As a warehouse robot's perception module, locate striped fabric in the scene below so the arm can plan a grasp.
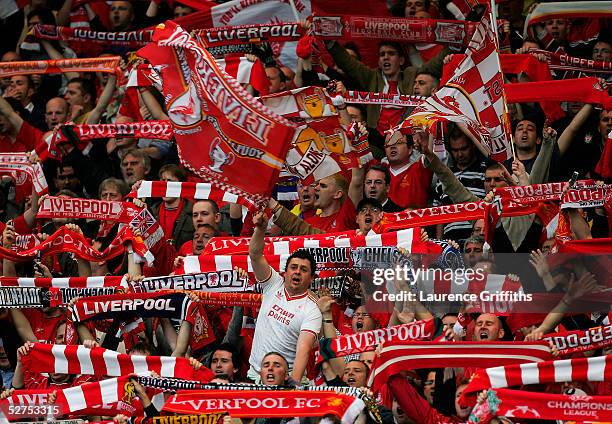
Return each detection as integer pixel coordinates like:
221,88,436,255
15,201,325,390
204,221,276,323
463,355,612,399
131,181,253,208
368,341,552,392
21,343,214,381
0,276,126,288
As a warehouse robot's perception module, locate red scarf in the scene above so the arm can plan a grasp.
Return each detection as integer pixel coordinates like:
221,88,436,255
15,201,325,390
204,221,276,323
53,120,173,144
461,354,612,405
312,15,477,47
530,49,612,74
345,91,426,107
0,153,48,196
32,24,153,46
0,57,119,78
317,319,436,363
195,22,303,47
21,342,214,381
369,341,552,392
544,324,612,356
469,388,612,423
0,226,151,265
37,196,142,223
163,390,365,424
380,201,485,232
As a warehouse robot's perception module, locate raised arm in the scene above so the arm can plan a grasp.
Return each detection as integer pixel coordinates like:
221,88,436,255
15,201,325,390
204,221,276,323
557,104,594,156
249,211,273,282
0,96,24,133
85,74,117,124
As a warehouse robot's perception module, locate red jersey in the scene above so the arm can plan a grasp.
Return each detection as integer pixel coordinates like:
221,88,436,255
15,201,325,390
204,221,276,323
376,81,405,135
158,202,183,240
305,198,357,232
22,309,65,343
388,158,433,209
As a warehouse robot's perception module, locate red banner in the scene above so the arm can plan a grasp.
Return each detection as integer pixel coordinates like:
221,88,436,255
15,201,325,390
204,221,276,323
139,21,296,207
0,57,119,77
37,196,142,223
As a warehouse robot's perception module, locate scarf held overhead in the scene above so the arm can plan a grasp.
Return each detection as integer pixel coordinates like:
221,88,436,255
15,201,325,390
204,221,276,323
21,342,214,381
163,390,365,424
368,341,552,392
32,24,153,46
37,196,142,223
0,57,119,77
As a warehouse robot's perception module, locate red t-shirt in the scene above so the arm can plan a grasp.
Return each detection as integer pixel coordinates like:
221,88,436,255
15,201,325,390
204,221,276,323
376,81,405,135
305,198,357,232
158,202,183,240
22,309,65,343
0,120,42,153
388,159,433,209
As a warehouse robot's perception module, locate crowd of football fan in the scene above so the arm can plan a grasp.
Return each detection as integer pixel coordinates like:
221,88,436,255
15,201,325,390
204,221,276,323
0,0,610,423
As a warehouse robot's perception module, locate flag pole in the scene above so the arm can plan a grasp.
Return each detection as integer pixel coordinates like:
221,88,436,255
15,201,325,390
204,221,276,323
489,0,516,160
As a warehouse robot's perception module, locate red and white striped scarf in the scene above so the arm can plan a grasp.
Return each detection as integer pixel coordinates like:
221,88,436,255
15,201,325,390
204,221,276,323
37,196,142,223
21,342,214,381
217,54,268,95
0,57,119,78
461,354,612,404
32,24,153,46
0,153,48,196
544,324,612,356
369,341,552,392
469,388,612,423
0,275,125,288
0,377,142,417
130,181,252,209
204,228,435,255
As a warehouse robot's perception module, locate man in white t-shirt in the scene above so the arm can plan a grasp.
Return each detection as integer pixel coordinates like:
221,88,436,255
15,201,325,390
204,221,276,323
248,211,322,383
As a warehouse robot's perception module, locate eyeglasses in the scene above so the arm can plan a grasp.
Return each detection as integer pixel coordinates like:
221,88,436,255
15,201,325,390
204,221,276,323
358,207,381,214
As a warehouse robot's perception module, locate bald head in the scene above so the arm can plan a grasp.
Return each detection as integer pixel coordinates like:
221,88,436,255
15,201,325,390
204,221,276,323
473,313,505,342
45,97,68,129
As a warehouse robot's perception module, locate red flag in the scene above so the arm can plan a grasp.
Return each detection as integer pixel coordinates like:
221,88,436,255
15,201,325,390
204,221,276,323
139,22,296,207
398,12,512,162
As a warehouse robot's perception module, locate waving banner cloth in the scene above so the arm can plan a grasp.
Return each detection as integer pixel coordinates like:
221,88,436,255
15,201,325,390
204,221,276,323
163,390,365,424
0,153,48,196
312,15,478,47
37,197,142,223
0,226,151,265
32,24,153,46
0,286,116,308
138,22,296,208
368,341,552,392
194,22,303,47
259,86,365,185
69,291,192,322
130,181,252,209
0,57,119,77
469,389,612,423
399,14,512,162
0,275,125,288
544,325,612,357
204,228,435,255
461,354,612,404
21,343,214,381
318,319,437,363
